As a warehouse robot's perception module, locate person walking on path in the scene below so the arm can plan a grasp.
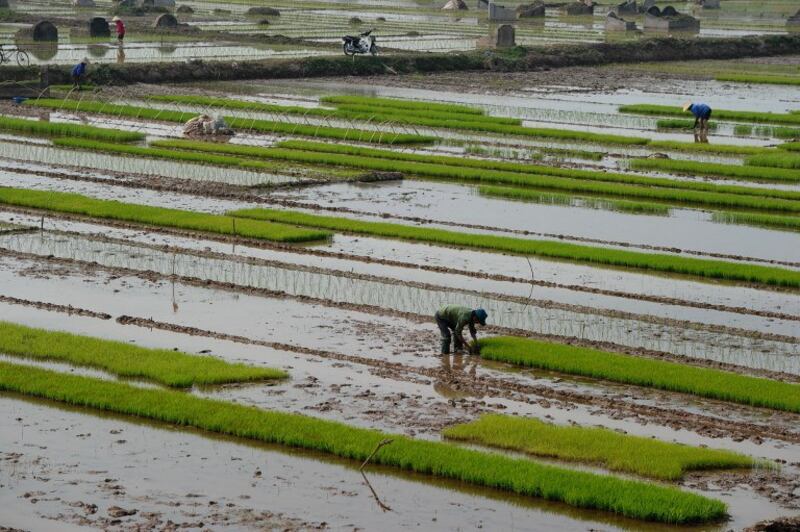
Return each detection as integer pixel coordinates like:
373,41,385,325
435,305,488,355
112,16,125,44
683,102,712,133
71,58,89,89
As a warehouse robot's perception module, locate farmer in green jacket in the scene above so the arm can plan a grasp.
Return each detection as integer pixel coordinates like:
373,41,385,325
435,305,488,354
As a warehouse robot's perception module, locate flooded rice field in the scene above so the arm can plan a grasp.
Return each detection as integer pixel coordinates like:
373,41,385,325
2,4,800,529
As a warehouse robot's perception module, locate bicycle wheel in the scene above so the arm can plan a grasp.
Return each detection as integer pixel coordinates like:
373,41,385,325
16,51,29,67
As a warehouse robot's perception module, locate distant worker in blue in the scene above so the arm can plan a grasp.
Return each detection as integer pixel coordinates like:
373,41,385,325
71,58,89,90
435,305,488,355
683,101,712,134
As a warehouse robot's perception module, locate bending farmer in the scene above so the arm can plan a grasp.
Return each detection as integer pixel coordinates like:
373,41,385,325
435,305,488,354
683,102,712,133
71,58,89,89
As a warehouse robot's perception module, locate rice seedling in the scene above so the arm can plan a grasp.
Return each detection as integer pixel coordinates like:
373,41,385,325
478,186,670,215
50,138,359,179
746,153,800,170
716,73,800,86
620,104,800,126
630,158,800,184
228,208,800,288
320,95,485,115
0,187,330,243
751,126,800,139
711,211,800,232
656,119,716,131
0,321,286,387
157,139,800,212
646,140,773,156
780,142,800,152
443,414,757,481
22,99,433,145
0,361,728,524
734,125,754,136
478,336,800,413
0,114,143,142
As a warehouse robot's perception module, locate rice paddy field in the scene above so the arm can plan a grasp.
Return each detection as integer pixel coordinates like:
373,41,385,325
1,0,800,531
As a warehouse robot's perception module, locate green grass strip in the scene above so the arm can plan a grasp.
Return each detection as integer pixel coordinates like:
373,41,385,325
272,140,800,202
228,208,800,288
746,153,800,170
620,104,800,127
656,119,717,131
0,361,727,524
147,94,644,145
0,114,143,142
630,158,800,184
0,187,330,243
443,414,756,481
716,73,800,86
478,336,800,413
478,186,670,215
155,139,800,213
22,99,433,145
711,211,800,232
647,140,773,156
779,142,800,152
320,95,485,115
50,137,358,179
0,321,285,387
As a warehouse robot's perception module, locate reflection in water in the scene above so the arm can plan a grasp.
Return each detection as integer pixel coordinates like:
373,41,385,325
116,45,126,64
0,231,796,373
434,353,478,400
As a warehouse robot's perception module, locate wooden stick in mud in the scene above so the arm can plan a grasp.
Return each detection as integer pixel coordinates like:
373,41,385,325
359,438,393,471
360,469,392,512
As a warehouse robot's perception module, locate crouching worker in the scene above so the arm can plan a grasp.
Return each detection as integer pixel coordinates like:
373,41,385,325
71,58,89,89
435,305,488,355
683,101,712,133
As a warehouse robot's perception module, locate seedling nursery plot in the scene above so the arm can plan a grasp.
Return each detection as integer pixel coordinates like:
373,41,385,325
2,3,800,530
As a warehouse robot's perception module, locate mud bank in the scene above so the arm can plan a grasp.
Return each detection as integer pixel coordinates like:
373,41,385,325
4,34,800,85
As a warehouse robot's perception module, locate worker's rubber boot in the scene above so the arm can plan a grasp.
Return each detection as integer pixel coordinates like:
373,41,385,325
440,338,451,355
453,338,464,351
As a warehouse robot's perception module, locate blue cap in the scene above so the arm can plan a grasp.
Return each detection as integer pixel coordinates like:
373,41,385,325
474,308,488,326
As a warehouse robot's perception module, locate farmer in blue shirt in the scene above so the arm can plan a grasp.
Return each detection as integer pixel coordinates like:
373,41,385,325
71,58,89,89
683,102,712,133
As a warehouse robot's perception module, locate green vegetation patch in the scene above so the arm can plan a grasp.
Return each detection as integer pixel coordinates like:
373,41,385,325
0,114,143,142
0,321,285,387
647,140,773,156
711,211,800,232
22,99,433,145
478,337,800,413
0,361,728,524
443,414,756,480
478,186,670,215
656,119,717,131
746,153,800,170
228,208,800,288
716,73,800,86
780,142,800,152
620,104,800,127
0,187,330,243
630,158,800,184
320,95,485,115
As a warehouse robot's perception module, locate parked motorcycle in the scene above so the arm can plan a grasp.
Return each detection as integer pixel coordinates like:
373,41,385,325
342,29,378,56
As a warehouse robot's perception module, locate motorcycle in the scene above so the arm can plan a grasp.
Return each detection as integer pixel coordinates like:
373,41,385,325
342,29,378,56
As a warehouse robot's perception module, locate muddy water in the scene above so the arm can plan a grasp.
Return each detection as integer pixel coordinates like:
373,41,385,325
0,230,796,373
270,180,800,264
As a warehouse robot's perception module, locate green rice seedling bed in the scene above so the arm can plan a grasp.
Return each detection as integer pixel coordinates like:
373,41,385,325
0,115,143,142
50,84,98,91
228,208,800,288
478,336,800,413
656,119,717,131
0,187,330,243
156,139,800,213
712,211,800,232
320,95,485,115
146,95,646,145
0,361,727,524
478,186,670,215
51,138,359,180
0,321,285,387
646,140,773,156
22,99,433,145
443,414,756,480
751,126,800,140
274,141,797,201
630,158,800,184
780,142,800,152
716,73,800,86
746,153,800,170
620,104,800,127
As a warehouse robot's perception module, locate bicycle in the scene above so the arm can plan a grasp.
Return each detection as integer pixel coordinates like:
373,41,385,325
0,45,30,67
